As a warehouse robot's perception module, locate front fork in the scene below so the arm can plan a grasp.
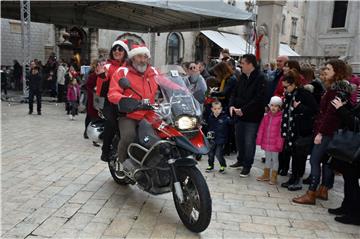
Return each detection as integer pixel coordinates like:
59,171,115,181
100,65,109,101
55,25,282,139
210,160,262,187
168,158,184,203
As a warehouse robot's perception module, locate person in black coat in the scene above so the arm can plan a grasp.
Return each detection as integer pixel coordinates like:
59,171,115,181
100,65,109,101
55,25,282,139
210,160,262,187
205,101,231,174
229,54,266,177
280,69,319,191
27,66,42,115
329,97,360,225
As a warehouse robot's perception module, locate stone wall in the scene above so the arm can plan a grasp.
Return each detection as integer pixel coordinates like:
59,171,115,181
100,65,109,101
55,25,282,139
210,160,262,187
1,18,54,66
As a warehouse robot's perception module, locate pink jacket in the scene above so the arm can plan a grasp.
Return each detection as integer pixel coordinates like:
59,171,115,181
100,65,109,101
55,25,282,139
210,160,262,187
67,84,80,102
349,75,360,104
256,111,284,152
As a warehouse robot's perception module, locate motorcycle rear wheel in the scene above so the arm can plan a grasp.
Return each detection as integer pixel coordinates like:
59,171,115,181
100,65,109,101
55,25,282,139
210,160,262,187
172,166,212,233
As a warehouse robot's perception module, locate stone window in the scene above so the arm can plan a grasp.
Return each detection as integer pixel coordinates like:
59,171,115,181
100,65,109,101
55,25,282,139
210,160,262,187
281,15,286,35
167,33,181,64
331,1,348,28
291,17,298,36
9,21,22,34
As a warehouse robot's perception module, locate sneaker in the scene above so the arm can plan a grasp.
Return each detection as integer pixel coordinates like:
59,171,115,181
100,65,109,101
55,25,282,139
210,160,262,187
28,110,33,115
69,115,73,120
219,166,226,174
240,167,250,177
92,141,100,147
205,166,214,172
229,161,243,169
328,207,347,215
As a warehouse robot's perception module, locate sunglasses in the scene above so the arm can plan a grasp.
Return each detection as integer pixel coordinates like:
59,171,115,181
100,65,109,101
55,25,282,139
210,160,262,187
113,47,125,52
189,66,196,70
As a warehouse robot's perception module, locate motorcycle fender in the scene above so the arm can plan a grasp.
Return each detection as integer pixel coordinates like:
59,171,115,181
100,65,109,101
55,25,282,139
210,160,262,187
174,157,198,167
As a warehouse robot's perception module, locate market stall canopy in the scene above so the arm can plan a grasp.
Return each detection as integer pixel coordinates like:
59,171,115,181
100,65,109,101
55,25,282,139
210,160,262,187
201,30,249,56
279,43,300,56
1,0,255,32
201,31,301,57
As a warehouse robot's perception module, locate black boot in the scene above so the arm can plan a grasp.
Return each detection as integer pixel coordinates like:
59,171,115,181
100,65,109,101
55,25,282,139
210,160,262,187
281,176,296,188
328,207,347,215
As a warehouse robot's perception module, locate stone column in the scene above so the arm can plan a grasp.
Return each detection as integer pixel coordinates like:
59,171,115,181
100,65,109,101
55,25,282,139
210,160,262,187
256,0,286,63
89,28,99,63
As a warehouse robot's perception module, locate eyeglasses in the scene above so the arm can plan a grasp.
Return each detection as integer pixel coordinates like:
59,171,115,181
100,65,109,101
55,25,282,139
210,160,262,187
113,47,125,52
189,66,196,70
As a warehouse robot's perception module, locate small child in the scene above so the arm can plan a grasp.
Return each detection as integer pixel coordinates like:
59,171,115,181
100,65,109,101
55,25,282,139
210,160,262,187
256,96,284,184
67,78,80,120
205,101,231,174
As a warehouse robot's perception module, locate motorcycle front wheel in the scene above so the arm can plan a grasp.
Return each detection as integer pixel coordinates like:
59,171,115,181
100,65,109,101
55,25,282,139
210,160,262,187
172,166,212,233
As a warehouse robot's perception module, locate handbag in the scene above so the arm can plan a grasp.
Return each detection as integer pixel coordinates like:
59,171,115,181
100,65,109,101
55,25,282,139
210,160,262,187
327,117,360,164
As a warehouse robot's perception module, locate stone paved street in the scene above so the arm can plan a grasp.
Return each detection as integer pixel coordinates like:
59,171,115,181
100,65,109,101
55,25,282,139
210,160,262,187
1,101,360,238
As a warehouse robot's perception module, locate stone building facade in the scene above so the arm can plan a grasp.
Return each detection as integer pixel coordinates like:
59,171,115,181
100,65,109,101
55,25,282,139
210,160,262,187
302,0,360,73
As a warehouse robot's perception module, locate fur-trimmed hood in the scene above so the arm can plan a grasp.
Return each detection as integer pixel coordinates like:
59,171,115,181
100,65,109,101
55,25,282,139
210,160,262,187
331,80,354,94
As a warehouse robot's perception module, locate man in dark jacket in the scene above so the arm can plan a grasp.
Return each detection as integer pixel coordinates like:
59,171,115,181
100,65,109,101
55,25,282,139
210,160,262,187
27,66,42,115
229,54,266,177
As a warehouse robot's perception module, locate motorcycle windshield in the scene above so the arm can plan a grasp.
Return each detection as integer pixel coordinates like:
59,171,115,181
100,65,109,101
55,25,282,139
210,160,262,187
155,72,202,119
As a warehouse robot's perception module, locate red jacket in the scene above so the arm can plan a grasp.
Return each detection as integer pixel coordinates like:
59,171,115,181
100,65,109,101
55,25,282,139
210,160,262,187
273,74,307,98
314,89,341,136
96,59,122,97
108,65,158,120
256,111,284,152
67,84,80,102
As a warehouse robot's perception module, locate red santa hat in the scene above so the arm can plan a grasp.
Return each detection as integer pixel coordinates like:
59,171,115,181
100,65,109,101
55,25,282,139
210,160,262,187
112,39,129,55
128,44,151,59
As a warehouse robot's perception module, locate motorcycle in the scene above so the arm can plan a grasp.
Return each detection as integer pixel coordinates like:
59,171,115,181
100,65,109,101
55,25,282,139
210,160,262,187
87,71,212,233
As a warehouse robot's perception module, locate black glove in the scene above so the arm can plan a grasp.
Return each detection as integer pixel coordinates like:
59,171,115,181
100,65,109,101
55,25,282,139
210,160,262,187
118,98,141,113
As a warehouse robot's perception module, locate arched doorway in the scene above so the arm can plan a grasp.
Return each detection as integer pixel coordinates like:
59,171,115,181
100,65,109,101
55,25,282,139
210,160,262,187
195,34,211,63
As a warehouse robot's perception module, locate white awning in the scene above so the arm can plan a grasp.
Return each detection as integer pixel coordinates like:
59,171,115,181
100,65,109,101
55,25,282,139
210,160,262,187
202,31,300,57
279,43,300,56
201,30,250,56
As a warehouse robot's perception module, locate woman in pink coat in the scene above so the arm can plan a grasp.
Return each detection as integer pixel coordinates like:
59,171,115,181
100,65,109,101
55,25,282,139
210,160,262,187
67,78,80,120
256,96,284,184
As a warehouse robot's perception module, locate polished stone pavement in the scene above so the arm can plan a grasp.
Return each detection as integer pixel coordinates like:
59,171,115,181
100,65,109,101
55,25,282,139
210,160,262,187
1,101,359,238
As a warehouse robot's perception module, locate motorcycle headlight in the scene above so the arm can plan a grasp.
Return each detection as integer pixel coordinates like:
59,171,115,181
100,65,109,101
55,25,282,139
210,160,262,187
175,116,198,130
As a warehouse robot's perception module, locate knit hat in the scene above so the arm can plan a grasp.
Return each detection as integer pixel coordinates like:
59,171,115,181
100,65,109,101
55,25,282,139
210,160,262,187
269,96,282,107
112,39,129,55
128,44,151,59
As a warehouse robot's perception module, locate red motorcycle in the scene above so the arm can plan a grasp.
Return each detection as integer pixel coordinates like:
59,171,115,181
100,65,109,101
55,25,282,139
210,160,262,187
108,74,212,233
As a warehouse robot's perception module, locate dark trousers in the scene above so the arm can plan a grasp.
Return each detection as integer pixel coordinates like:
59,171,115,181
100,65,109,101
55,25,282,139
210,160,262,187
342,173,360,217
235,120,259,169
309,135,335,191
278,149,291,173
28,90,41,113
290,146,308,179
334,160,360,217
57,84,65,102
117,117,138,163
101,104,119,154
69,101,78,116
208,142,226,167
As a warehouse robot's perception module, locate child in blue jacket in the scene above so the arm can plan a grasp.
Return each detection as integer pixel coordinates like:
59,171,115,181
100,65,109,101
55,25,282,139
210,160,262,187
205,101,231,173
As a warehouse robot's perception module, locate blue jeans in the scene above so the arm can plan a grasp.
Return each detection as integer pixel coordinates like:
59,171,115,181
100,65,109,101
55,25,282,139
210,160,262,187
309,135,335,190
235,120,259,169
208,142,226,167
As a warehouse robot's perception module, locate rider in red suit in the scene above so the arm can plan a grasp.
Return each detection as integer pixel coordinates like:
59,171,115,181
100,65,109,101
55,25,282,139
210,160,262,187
108,44,159,163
